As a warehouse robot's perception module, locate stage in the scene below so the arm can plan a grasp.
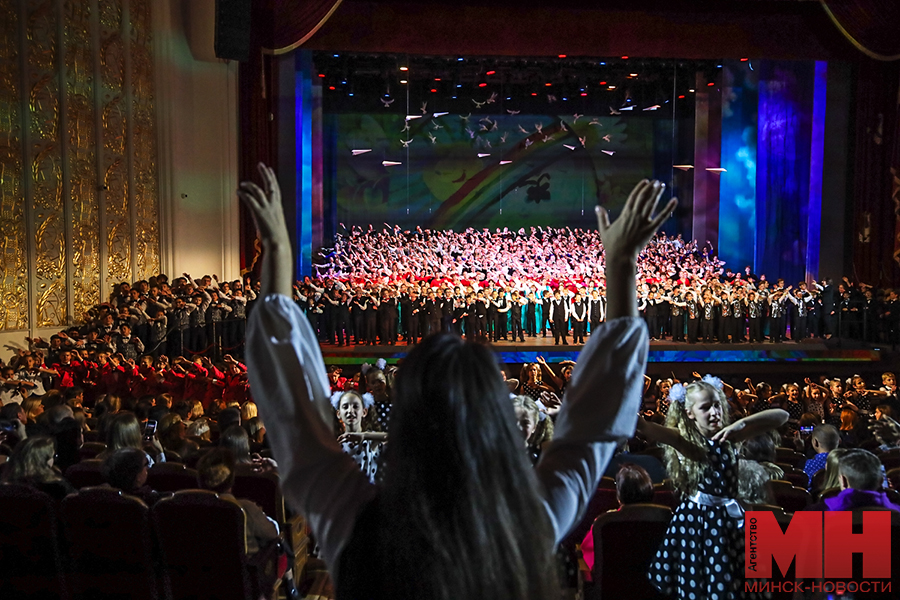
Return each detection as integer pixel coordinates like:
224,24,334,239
320,336,896,378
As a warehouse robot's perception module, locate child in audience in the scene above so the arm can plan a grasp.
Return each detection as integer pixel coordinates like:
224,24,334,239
815,447,848,498
638,376,788,600
332,390,386,484
580,463,656,578
805,448,900,511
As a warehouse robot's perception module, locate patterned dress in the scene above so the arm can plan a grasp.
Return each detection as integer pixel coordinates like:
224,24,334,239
649,438,751,600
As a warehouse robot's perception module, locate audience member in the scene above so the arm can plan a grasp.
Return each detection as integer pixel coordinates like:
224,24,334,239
806,448,900,511
2,436,76,500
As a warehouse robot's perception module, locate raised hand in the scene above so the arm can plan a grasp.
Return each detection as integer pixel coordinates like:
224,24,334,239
596,180,676,320
237,163,293,298
596,180,677,262
238,163,288,246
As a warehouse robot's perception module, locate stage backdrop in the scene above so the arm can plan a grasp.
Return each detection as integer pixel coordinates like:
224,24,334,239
325,111,680,231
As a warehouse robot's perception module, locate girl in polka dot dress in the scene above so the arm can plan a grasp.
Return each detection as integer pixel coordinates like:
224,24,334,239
637,376,788,600
333,390,387,484
361,361,392,432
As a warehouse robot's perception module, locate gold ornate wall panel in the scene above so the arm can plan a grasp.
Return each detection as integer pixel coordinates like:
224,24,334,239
130,0,159,281
65,0,100,321
0,0,29,330
0,0,161,331
99,0,130,289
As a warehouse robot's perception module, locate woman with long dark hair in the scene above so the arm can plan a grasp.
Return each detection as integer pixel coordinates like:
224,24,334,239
239,164,674,599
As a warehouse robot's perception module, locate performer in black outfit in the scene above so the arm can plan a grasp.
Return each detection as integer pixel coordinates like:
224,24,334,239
541,291,552,337
669,293,685,342
731,293,746,343
474,293,488,339
549,291,569,345
524,292,537,337
747,291,764,342
509,292,525,343
407,291,423,344
685,293,700,344
570,292,587,344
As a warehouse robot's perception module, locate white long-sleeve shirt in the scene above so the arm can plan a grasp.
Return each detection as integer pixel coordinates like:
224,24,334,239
246,295,648,585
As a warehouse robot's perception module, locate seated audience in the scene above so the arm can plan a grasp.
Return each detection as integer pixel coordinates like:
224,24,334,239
196,448,279,554
158,413,199,461
98,412,165,466
804,424,840,487
806,448,900,511
102,446,163,506
2,436,76,500
580,464,657,577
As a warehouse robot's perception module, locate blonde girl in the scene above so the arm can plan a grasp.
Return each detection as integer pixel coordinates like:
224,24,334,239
640,376,788,600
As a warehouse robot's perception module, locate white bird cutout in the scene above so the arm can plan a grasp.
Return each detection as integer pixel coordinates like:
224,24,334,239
573,114,583,123
472,99,485,108
460,113,471,122
420,102,428,114
401,122,410,132
486,92,498,104
517,124,529,134
534,123,543,134
579,136,587,146
432,120,444,130
547,95,557,103
400,138,413,148
589,118,601,126
609,106,621,115
480,116,493,125
500,133,508,143
480,123,489,131
381,98,394,107
427,133,437,144
524,139,533,148
466,128,475,138
491,120,498,131
506,109,520,115
602,134,612,142
542,135,551,143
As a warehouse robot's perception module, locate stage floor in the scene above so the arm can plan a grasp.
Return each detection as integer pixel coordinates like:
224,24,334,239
320,336,889,371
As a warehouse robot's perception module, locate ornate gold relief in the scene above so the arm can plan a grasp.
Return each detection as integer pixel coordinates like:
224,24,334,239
0,0,29,330
65,0,100,319
28,0,67,327
99,0,130,289
131,0,159,280
0,0,162,331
